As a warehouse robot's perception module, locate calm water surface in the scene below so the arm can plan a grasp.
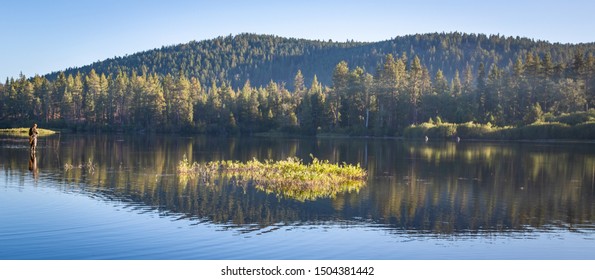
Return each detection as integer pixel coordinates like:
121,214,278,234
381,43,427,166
1,134,594,259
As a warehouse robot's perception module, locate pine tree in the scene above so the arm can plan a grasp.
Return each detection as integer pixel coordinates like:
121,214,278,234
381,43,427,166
84,69,100,123
54,72,68,120
110,71,130,126
523,102,544,124
331,61,349,128
433,69,449,95
408,56,423,124
293,70,306,125
67,73,82,123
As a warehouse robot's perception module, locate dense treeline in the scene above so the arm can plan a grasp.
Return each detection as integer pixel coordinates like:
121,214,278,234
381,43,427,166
1,33,594,137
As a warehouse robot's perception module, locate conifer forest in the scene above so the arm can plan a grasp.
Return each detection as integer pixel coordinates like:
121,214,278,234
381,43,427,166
2,33,594,138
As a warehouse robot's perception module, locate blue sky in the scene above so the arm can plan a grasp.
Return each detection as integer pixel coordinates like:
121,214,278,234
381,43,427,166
1,0,594,81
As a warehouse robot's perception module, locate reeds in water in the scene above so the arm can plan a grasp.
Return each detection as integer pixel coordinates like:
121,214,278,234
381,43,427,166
177,155,367,201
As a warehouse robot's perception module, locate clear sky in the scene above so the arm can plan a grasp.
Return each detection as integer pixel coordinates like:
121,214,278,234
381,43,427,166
1,0,594,81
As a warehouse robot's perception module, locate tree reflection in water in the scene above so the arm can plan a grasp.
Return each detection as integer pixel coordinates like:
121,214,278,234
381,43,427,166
30,134,595,234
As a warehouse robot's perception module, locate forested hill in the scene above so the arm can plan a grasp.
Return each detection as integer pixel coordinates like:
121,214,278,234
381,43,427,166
47,33,595,89
3,32,594,138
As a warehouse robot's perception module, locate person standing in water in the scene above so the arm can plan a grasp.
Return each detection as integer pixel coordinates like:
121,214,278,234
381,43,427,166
29,123,38,153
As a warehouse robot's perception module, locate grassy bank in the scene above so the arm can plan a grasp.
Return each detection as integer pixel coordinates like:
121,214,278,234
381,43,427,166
0,127,58,138
403,111,595,141
178,155,367,201
404,121,595,141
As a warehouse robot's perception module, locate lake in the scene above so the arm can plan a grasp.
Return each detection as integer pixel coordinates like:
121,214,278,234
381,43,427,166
1,134,594,259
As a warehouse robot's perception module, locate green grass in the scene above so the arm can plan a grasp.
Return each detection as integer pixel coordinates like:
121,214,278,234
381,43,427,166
404,115,595,141
0,127,57,137
178,155,367,202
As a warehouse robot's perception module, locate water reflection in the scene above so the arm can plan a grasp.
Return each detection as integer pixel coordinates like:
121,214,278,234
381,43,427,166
2,135,594,235
28,150,37,177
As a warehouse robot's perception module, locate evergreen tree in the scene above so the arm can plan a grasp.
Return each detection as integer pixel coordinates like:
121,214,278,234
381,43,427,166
110,71,130,126
54,72,68,120
71,73,84,122
523,102,544,124
433,69,449,95
39,77,54,123
293,70,306,125
331,61,349,128
84,69,100,123
163,74,193,129
408,56,423,124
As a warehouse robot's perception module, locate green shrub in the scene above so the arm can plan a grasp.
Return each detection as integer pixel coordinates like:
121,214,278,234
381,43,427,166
427,123,457,138
403,122,434,139
517,122,571,139
553,114,588,125
455,122,499,139
402,117,595,140
546,110,595,126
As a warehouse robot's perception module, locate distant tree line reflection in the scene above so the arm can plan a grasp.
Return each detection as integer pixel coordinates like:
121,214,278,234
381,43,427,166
33,135,594,234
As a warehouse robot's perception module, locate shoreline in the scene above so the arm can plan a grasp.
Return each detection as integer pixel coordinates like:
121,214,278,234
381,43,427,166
2,127,592,144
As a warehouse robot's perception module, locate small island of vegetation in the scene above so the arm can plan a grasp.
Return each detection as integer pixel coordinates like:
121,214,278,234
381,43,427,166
177,155,367,202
